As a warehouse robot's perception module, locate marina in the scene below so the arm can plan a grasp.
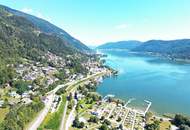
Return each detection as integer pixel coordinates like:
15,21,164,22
90,95,152,130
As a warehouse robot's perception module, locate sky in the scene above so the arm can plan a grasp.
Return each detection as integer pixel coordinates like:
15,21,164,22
1,0,190,46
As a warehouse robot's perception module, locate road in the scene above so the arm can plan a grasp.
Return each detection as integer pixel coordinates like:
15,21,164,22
59,100,68,130
28,71,108,130
65,99,77,130
131,112,136,130
28,94,55,130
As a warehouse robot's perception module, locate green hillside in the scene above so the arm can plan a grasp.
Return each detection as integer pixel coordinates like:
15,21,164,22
133,39,190,60
97,40,142,50
0,4,91,53
0,5,89,85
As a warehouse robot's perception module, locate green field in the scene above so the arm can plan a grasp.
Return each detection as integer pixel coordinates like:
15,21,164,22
0,107,9,123
38,94,67,130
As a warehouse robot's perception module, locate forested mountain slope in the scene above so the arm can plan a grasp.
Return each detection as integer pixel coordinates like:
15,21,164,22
0,5,90,85
132,39,190,59
0,4,91,53
97,40,142,50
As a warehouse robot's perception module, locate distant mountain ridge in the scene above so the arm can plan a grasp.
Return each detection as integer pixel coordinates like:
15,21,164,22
133,39,190,59
98,39,190,60
0,4,91,53
97,40,142,50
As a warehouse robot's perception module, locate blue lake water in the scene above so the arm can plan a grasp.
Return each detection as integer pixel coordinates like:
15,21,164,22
97,50,190,115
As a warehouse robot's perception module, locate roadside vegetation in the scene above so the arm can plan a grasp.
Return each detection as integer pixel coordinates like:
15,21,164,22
172,114,190,130
0,97,44,130
38,94,67,130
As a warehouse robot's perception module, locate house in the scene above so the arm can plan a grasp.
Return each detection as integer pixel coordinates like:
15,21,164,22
22,98,32,104
0,100,4,107
9,91,17,97
22,92,30,98
91,111,99,116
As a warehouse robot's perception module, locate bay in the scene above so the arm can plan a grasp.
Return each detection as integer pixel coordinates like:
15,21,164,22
97,50,190,115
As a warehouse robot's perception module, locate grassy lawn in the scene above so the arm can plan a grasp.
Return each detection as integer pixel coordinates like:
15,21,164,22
38,94,67,130
66,81,86,93
0,107,9,123
78,101,95,116
66,72,106,92
39,72,106,130
159,121,171,130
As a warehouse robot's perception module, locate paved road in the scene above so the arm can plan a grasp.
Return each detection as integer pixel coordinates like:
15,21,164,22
131,112,136,130
28,71,107,130
65,99,77,130
60,100,68,130
28,94,55,130
28,82,76,130
28,83,69,130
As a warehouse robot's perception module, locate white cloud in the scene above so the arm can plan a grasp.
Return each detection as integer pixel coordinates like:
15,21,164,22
115,24,128,30
21,8,33,14
36,12,52,22
20,7,52,22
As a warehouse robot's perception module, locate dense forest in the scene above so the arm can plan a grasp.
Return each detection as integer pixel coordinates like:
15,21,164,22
173,114,190,130
0,97,44,130
98,39,190,60
97,40,142,50
0,4,91,53
0,5,91,86
132,39,190,60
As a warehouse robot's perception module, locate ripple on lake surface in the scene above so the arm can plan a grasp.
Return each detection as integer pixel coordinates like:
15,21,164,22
97,50,190,115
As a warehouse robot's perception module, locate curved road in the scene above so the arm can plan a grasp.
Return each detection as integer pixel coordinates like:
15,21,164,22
28,71,108,130
28,94,55,130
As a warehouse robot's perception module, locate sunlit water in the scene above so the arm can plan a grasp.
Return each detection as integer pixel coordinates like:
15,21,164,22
97,50,190,115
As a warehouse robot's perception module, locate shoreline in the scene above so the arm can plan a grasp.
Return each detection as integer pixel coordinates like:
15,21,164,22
97,58,177,120
97,49,190,64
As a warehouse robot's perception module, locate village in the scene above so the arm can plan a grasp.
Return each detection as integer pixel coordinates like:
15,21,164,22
0,51,175,130
65,89,153,130
0,51,109,125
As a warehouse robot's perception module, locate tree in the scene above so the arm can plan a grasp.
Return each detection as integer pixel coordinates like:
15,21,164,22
76,103,80,113
117,116,122,122
55,87,66,95
172,114,190,130
1,98,44,130
0,65,15,85
104,119,111,125
99,124,109,130
89,116,99,123
68,100,75,109
67,93,73,101
145,112,153,122
180,125,190,130
72,116,85,128
145,120,160,130
14,80,29,95
79,122,85,128
119,124,124,130
1,98,9,108
54,70,66,80
72,116,80,128
173,114,190,127
101,116,105,121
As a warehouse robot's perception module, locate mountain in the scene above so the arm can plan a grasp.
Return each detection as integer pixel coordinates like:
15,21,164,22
97,40,142,50
132,39,190,59
0,4,91,53
98,39,190,60
0,5,90,65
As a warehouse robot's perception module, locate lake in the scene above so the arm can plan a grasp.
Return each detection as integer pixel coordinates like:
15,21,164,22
97,50,190,116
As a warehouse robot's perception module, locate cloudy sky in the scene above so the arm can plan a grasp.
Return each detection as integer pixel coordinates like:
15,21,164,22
1,0,190,45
